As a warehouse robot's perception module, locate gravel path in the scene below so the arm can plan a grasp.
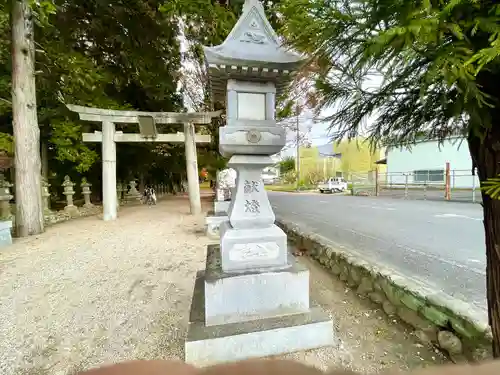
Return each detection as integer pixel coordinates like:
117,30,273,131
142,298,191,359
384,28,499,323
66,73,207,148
0,196,447,375
0,198,208,375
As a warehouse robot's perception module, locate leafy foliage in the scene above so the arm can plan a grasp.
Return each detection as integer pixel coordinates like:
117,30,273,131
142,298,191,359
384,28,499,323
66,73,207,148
281,170,297,185
160,0,240,172
1,0,188,186
278,0,500,356
278,156,296,174
278,0,500,148
482,177,500,200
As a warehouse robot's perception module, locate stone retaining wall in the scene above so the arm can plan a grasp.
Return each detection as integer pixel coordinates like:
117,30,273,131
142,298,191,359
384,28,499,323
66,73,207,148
44,205,102,226
277,219,493,362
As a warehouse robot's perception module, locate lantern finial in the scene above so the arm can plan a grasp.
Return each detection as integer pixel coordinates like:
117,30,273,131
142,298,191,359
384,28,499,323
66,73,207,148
243,0,263,12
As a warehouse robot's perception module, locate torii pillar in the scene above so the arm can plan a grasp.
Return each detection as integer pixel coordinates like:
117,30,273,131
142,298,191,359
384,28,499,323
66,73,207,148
67,104,221,220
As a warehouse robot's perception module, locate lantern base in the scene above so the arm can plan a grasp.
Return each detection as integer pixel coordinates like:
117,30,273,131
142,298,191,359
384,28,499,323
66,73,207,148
184,272,334,366
64,205,79,216
0,220,12,248
184,244,335,366
205,213,228,240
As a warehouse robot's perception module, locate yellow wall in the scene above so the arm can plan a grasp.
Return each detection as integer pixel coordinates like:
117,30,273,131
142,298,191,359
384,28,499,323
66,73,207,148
334,139,386,174
297,139,386,180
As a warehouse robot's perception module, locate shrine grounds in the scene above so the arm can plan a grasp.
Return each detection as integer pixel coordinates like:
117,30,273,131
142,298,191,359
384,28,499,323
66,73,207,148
0,196,447,375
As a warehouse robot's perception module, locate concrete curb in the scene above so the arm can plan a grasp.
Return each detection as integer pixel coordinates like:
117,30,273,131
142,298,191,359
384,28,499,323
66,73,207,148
276,218,493,362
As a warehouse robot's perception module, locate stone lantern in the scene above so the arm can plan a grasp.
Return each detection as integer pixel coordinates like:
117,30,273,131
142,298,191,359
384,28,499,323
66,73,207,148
62,175,78,214
185,0,333,365
80,177,94,208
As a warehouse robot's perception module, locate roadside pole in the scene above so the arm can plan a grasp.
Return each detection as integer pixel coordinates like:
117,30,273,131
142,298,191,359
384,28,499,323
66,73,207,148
296,105,300,192
472,167,477,203
445,162,451,201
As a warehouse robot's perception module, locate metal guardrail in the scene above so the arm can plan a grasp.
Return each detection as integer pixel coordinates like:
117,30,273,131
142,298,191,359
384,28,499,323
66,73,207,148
352,169,481,203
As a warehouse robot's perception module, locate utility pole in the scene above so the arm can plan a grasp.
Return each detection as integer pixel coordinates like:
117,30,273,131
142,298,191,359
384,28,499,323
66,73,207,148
296,104,300,191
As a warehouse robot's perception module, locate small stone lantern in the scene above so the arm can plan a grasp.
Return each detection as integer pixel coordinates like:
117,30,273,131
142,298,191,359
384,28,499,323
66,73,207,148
0,173,13,220
116,181,124,207
62,175,78,214
80,177,94,208
126,179,141,202
41,177,52,215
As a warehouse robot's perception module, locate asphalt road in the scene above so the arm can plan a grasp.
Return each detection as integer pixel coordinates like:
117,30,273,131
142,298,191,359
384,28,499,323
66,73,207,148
269,192,487,313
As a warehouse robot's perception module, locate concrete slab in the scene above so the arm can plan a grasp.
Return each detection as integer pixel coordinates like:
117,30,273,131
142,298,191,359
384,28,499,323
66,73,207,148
204,245,309,326
184,272,335,366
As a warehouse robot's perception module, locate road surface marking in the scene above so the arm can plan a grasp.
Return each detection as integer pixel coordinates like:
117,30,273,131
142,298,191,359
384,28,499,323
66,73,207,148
468,259,482,263
295,211,486,276
358,204,396,211
434,213,482,221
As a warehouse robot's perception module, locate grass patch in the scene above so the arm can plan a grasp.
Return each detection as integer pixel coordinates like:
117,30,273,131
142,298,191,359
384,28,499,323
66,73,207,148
200,181,211,190
265,184,297,192
265,184,316,192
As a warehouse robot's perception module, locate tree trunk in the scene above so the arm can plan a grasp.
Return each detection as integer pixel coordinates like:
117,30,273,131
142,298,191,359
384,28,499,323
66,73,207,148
41,140,48,180
11,0,44,236
139,173,145,192
469,130,500,357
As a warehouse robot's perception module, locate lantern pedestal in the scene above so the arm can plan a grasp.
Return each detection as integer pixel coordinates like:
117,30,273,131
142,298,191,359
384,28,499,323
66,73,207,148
184,245,334,366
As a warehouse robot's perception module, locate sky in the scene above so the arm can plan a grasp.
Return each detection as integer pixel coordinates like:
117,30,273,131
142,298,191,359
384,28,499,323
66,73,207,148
284,72,386,159
311,122,331,146
280,119,331,158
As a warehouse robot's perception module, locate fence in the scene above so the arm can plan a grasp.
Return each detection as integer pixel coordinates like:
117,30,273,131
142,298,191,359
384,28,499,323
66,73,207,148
351,168,481,203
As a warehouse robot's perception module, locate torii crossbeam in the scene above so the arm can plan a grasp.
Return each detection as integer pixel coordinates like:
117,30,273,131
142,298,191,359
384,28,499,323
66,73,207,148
67,104,221,220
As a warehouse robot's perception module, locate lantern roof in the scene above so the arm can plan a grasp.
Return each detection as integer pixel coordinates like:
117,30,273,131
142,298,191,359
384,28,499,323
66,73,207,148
203,0,306,103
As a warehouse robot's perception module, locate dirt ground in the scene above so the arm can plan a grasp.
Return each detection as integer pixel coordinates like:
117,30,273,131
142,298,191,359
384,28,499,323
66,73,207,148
0,196,446,375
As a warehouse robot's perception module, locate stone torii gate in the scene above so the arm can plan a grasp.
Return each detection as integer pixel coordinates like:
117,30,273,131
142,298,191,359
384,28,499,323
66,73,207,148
67,104,221,220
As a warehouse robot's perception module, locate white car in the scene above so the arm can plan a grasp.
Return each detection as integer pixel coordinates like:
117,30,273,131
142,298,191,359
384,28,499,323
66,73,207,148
318,177,348,193
262,174,279,185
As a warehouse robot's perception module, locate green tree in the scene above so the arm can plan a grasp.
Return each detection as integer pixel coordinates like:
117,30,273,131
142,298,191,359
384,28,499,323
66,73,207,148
279,0,500,354
160,0,244,174
1,0,188,204
45,0,184,181
278,156,295,174
9,0,58,236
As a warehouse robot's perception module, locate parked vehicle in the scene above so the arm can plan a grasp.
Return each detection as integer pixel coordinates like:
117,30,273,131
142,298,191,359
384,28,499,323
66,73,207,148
262,173,279,185
318,177,348,193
